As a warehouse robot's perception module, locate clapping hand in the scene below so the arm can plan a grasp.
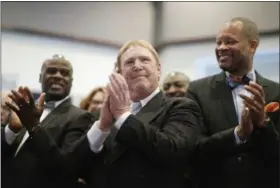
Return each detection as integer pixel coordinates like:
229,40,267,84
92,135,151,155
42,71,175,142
6,86,45,133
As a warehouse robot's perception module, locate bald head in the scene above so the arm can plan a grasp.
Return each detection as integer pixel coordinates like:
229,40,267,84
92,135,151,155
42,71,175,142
227,17,260,44
41,54,73,75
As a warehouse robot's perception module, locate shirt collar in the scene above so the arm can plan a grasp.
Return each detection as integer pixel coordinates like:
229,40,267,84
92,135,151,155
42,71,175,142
225,69,256,82
132,88,160,108
45,96,70,109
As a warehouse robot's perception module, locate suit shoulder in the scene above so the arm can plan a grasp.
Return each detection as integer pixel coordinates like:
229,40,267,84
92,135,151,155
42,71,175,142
189,74,219,89
164,96,199,109
188,74,221,95
68,105,95,120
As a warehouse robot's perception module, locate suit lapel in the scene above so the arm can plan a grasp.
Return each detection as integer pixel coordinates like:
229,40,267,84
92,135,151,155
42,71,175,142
255,71,270,101
105,92,164,164
213,72,239,127
14,98,72,157
136,92,164,124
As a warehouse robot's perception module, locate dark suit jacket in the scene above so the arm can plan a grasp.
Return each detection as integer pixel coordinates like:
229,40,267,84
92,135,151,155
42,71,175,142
187,71,279,188
1,98,95,188
71,91,202,188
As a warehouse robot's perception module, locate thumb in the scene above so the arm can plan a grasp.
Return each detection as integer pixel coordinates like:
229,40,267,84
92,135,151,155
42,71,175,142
37,93,46,109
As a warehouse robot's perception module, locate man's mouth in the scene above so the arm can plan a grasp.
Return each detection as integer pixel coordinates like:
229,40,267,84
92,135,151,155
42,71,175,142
50,83,63,90
219,55,231,62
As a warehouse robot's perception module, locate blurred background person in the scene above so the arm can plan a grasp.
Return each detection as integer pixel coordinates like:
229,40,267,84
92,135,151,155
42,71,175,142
80,86,106,114
162,71,190,97
1,92,13,127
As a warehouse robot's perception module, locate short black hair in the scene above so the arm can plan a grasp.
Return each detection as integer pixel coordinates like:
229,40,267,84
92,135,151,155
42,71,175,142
229,17,260,43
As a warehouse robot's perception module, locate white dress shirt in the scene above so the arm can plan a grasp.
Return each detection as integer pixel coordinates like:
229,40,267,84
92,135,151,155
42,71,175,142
229,70,256,144
87,88,161,153
4,96,70,156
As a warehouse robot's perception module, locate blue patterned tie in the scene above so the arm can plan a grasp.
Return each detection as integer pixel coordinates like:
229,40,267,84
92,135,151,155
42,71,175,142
226,74,251,90
131,102,142,115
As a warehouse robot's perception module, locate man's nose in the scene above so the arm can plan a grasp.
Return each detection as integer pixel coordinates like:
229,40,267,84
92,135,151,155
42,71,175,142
53,70,63,78
133,59,143,71
217,43,229,51
167,85,177,93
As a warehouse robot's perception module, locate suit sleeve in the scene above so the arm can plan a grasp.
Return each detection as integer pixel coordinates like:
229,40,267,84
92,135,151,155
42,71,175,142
186,90,241,156
1,127,14,158
188,89,279,161
115,98,201,166
251,119,279,161
27,112,95,175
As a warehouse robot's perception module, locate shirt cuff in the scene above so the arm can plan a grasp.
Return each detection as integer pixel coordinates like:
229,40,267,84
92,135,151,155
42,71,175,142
5,125,19,145
87,121,110,153
114,111,131,130
234,127,247,145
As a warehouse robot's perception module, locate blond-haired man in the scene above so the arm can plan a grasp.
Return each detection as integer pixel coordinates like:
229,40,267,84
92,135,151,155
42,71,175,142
72,40,202,188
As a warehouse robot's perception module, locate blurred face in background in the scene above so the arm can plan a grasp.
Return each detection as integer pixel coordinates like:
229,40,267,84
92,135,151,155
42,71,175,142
1,93,12,126
163,73,189,97
87,91,105,113
119,43,161,101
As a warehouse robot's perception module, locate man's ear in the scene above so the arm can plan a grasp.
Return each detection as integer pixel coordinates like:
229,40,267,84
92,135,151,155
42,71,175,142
249,39,259,54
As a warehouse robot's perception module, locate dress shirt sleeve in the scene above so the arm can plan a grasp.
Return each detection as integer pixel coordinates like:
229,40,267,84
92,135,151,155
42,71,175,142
234,127,247,145
114,111,131,130
5,125,19,145
87,120,110,153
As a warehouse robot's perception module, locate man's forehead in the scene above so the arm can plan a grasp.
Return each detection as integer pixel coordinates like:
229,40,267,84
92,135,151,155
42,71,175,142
45,60,71,67
217,21,244,38
166,75,187,82
122,46,153,60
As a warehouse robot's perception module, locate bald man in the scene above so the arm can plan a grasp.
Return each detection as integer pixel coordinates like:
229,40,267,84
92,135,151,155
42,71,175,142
163,72,190,97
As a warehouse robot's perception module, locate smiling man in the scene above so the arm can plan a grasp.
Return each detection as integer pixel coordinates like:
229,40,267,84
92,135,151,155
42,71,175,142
2,55,95,188
163,71,190,98
72,40,202,188
187,17,279,188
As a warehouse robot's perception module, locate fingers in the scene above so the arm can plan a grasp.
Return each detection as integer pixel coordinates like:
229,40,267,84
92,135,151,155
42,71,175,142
113,73,128,92
37,93,46,109
8,93,18,104
24,87,35,106
109,75,120,99
240,94,263,114
107,81,117,100
5,101,19,114
244,84,264,104
10,90,25,104
248,81,265,97
110,73,124,93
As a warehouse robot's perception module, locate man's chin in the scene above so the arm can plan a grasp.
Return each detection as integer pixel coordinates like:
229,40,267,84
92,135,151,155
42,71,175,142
218,63,232,72
46,92,66,101
165,92,186,98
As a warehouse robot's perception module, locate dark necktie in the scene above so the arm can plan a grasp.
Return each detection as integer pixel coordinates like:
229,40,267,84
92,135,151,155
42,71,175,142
226,74,251,90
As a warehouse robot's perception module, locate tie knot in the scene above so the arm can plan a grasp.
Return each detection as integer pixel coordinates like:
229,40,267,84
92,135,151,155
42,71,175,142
227,74,251,89
44,101,56,110
131,102,142,115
